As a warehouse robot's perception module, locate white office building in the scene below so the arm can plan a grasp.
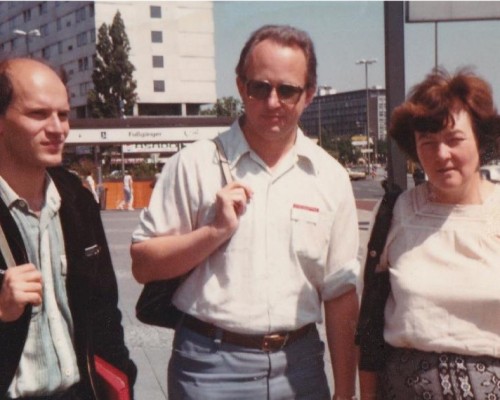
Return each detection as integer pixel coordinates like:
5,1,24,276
0,1,216,118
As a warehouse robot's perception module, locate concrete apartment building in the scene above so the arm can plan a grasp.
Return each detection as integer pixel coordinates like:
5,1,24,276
0,1,216,118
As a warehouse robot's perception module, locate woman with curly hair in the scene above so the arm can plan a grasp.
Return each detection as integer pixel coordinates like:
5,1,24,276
360,69,500,399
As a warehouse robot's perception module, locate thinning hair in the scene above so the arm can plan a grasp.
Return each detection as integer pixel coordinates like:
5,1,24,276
235,25,317,90
0,57,65,116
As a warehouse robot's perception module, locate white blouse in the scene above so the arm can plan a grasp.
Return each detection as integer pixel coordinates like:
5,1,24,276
382,183,500,357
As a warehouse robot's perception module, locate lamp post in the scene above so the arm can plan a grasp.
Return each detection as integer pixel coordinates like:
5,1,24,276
316,85,332,147
12,29,41,58
356,58,377,171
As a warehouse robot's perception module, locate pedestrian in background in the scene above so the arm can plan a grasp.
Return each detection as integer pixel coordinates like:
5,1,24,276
118,170,134,210
84,170,99,203
131,25,359,400
359,69,500,399
0,58,136,399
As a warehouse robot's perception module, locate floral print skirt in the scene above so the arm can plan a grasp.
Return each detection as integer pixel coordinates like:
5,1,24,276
379,346,500,399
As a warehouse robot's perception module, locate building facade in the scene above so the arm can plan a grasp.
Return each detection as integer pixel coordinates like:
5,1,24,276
0,1,216,118
300,88,387,145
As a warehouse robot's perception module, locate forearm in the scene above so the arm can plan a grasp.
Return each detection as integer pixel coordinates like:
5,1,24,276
325,288,359,399
131,224,231,283
359,371,378,400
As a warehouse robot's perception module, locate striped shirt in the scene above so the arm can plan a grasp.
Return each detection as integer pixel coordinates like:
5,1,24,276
0,175,80,397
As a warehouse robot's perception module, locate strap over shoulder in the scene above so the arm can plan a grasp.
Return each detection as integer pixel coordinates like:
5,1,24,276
213,137,233,185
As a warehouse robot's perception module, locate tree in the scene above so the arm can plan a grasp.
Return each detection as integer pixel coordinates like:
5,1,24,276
87,11,137,118
201,96,242,117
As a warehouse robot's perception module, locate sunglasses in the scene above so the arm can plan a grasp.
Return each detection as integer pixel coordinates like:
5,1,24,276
245,80,305,105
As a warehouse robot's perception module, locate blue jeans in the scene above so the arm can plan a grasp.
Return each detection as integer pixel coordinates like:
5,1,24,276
168,324,330,400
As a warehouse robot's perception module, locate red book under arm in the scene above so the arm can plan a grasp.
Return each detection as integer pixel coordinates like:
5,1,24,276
94,355,130,400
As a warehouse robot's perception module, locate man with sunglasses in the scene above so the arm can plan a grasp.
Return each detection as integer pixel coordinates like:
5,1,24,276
132,24,359,400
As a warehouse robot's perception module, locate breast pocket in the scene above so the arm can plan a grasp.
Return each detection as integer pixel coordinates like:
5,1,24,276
291,206,334,263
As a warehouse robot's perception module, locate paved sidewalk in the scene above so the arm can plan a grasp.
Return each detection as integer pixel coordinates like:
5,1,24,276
102,206,374,399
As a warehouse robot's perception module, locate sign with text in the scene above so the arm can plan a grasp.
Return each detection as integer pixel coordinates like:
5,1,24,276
407,1,500,23
122,143,180,153
66,126,228,145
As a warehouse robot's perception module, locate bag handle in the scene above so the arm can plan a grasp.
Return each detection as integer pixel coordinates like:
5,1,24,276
213,137,233,185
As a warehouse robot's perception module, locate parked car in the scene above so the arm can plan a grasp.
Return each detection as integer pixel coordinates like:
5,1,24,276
346,166,367,181
480,164,500,182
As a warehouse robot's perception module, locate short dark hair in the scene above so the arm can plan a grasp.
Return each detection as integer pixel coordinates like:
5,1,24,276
0,60,14,116
235,25,317,90
389,68,500,165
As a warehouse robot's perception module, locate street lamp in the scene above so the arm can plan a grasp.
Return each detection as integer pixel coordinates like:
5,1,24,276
12,29,41,58
316,85,332,147
355,58,377,171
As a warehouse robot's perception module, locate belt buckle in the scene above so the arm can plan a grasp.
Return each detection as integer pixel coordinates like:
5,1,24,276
261,332,289,352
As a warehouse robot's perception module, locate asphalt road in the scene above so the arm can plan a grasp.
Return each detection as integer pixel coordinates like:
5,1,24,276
101,174,391,399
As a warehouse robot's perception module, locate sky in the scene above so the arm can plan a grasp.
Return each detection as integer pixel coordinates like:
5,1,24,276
212,1,500,105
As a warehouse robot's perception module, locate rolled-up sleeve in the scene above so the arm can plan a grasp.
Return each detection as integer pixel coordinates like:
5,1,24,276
320,177,360,301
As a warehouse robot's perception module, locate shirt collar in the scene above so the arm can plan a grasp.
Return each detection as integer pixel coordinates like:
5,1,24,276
220,119,319,176
0,174,61,214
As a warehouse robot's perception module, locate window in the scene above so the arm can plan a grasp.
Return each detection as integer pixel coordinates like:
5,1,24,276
151,31,163,43
76,32,87,47
23,9,31,22
152,55,164,68
153,80,165,92
78,57,89,71
58,41,63,54
150,5,162,18
76,7,86,23
90,30,95,43
57,18,62,31
42,46,51,59
79,82,92,96
89,3,94,17
38,2,48,15
40,23,48,36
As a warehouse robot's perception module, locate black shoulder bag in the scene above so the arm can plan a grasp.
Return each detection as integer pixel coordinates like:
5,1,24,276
355,182,402,371
135,137,233,328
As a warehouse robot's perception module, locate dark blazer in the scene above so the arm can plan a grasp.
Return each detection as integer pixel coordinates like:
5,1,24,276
0,167,136,399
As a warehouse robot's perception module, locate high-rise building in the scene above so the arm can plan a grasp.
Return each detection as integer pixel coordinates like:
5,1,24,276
300,88,387,143
0,1,216,118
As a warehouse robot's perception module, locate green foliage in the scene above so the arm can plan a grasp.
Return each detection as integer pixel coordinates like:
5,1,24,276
201,96,242,117
87,11,137,118
131,161,157,179
322,136,362,165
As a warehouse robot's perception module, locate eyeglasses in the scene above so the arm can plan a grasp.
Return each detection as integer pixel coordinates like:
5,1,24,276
245,80,305,105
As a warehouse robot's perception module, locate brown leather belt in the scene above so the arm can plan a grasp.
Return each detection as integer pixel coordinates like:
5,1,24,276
181,314,315,352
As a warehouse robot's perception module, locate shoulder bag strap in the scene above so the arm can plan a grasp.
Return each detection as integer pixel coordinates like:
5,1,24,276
213,137,233,185
0,222,15,268
363,183,402,282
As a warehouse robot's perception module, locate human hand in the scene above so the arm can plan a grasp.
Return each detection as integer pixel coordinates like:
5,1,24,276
212,181,253,239
0,264,43,322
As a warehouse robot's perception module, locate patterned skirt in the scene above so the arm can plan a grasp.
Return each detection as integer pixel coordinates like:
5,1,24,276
379,346,500,400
